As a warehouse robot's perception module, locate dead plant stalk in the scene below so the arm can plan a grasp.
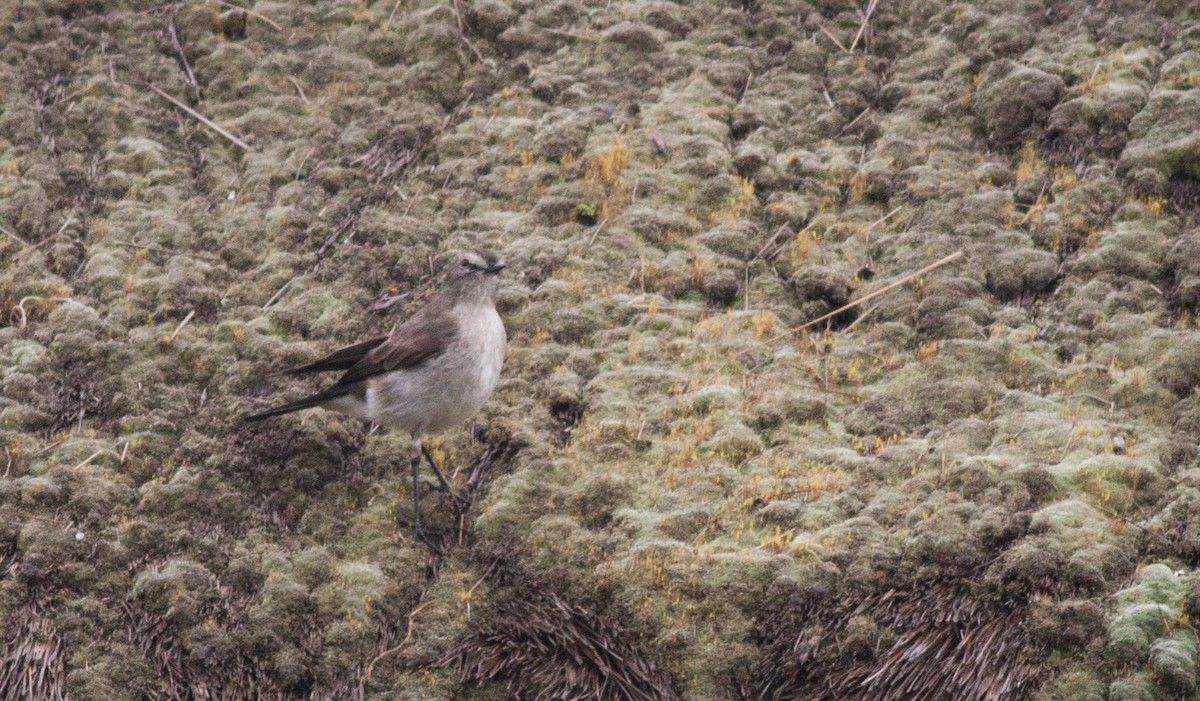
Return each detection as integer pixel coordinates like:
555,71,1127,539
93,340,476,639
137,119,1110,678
770,250,964,341
218,1,282,31
148,83,254,152
849,0,880,52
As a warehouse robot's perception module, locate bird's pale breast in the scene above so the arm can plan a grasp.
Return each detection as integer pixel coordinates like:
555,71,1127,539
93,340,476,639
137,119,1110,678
349,302,505,434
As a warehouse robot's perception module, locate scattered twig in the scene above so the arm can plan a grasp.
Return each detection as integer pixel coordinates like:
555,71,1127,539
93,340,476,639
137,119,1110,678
109,238,221,262
1061,426,1078,458
401,182,428,217
33,438,66,456
167,16,199,92
11,296,70,329
166,310,195,345
263,278,295,308
626,302,712,313
770,250,964,341
821,81,835,108
756,222,802,260
0,223,30,247
384,0,404,30
849,0,880,53
147,83,255,152
287,76,309,104
816,24,848,52
861,205,903,236
120,441,129,466
842,300,883,333
836,107,872,137
72,450,106,472
1065,393,1115,417
587,217,609,247
3,448,11,479
360,600,434,694
11,232,55,260
218,1,282,31
294,147,314,181
449,0,488,65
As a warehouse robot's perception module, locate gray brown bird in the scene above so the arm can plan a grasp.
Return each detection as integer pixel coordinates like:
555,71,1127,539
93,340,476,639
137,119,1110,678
244,249,507,543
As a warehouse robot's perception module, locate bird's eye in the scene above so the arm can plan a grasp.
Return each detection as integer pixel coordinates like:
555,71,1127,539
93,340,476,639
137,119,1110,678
461,259,472,268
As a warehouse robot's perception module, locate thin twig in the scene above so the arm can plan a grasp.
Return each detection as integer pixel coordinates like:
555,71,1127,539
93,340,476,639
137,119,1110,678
449,0,487,65
849,0,880,52
0,223,30,247
167,16,199,91
816,24,848,52
770,250,964,341
401,182,427,217
11,233,54,260
109,239,221,262
287,76,309,104
263,278,294,308
72,450,106,471
147,83,255,152
842,300,882,333
294,147,314,181
836,107,872,137
626,303,711,313
587,217,609,246
218,1,282,31
384,0,404,30
33,439,65,456
861,205,903,236
756,222,803,260
1065,393,1115,416
11,296,70,329
360,600,434,693
166,310,195,345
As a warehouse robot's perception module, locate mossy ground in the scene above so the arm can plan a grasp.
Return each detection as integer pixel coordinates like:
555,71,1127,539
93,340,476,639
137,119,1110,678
4,0,1200,699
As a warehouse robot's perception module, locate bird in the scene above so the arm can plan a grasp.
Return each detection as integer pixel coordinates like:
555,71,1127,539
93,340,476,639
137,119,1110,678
243,249,507,544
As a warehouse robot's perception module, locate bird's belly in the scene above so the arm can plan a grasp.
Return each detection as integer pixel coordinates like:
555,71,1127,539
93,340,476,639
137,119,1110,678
363,314,504,434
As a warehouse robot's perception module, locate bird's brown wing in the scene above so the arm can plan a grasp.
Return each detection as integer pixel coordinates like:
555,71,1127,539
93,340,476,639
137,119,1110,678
286,336,389,375
332,301,458,387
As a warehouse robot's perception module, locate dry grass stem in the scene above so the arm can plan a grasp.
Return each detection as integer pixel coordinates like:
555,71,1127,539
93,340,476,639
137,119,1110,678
773,250,964,340
287,76,308,104
167,17,198,90
817,24,848,52
166,310,195,345
849,0,880,52
218,1,282,31
148,83,255,152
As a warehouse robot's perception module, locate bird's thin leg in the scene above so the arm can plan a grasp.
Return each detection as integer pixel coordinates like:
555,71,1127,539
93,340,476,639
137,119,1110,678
420,444,454,493
410,437,432,546
421,443,468,507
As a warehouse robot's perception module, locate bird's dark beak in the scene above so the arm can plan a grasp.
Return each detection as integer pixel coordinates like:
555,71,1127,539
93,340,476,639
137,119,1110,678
486,263,506,274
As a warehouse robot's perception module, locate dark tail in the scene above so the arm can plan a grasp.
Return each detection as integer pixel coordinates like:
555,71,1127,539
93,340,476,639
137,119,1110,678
242,393,337,422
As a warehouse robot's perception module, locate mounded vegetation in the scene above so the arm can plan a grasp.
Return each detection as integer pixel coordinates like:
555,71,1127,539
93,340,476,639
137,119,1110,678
4,0,1200,699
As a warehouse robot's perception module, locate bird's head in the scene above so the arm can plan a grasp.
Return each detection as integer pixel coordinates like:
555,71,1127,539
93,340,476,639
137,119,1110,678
447,248,506,303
